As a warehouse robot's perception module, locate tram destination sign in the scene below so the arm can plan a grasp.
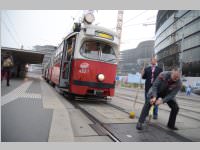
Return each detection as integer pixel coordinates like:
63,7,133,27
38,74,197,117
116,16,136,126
95,31,113,40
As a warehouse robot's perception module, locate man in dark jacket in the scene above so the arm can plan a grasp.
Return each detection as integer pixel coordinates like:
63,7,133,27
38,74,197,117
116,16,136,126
136,68,182,130
141,57,163,119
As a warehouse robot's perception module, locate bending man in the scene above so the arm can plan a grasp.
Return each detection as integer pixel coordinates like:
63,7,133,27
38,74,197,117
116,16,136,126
136,67,182,130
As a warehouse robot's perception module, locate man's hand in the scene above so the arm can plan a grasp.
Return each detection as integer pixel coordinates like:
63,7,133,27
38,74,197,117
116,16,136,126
150,97,156,105
155,98,163,105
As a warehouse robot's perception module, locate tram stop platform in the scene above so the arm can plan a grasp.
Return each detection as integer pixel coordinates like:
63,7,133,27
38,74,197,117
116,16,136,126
1,72,199,142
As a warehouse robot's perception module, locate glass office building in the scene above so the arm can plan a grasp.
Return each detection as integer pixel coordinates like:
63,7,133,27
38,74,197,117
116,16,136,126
155,10,200,77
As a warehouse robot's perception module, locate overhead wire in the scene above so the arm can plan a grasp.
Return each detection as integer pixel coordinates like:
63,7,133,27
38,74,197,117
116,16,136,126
121,36,155,44
123,22,155,28
120,11,157,45
2,19,21,48
123,10,148,25
4,11,23,46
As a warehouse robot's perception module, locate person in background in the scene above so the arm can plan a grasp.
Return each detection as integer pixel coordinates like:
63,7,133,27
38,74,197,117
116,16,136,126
136,68,182,130
186,85,192,96
141,56,163,119
1,52,14,86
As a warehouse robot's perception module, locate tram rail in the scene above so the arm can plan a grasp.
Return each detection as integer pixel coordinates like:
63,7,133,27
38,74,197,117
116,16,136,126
65,97,121,142
115,94,200,122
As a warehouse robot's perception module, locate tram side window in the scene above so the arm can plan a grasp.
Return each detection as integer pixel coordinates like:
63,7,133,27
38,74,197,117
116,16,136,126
66,36,76,60
58,52,62,63
55,42,64,64
67,44,72,57
53,57,56,64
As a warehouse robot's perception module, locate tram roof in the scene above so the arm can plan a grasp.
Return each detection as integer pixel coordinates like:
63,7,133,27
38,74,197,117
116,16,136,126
82,24,118,36
64,24,118,40
1,47,45,64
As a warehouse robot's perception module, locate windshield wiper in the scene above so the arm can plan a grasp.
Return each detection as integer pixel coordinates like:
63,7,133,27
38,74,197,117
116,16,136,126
106,58,116,62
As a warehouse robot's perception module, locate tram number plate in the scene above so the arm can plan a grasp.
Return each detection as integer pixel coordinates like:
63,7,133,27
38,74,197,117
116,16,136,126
94,90,103,95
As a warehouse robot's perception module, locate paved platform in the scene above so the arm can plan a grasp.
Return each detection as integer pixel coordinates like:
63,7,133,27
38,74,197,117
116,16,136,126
1,73,74,142
1,98,53,142
1,72,199,142
1,74,53,142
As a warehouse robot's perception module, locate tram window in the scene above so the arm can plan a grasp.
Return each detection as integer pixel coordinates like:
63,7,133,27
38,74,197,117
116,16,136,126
66,36,76,59
80,40,116,62
101,44,116,62
67,44,73,55
81,41,99,59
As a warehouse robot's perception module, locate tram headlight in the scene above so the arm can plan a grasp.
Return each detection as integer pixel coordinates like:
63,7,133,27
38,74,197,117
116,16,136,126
84,13,95,24
97,74,105,82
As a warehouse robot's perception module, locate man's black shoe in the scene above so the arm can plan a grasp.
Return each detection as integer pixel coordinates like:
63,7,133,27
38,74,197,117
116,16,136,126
167,125,178,130
136,122,143,130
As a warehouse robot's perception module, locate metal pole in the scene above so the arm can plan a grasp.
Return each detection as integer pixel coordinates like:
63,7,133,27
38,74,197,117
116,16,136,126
180,22,184,77
162,62,165,71
116,10,124,63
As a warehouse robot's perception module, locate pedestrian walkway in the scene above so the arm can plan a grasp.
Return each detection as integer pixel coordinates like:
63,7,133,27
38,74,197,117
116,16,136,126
1,72,74,142
1,74,52,142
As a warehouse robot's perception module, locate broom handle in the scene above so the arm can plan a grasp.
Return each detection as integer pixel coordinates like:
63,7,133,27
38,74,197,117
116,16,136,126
148,105,154,125
149,105,154,116
133,61,146,110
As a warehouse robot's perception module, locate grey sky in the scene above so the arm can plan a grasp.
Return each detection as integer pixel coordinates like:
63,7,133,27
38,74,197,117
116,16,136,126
1,10,157,51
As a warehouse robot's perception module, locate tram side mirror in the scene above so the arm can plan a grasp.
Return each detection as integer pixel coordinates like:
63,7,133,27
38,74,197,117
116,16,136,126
73,23,81,32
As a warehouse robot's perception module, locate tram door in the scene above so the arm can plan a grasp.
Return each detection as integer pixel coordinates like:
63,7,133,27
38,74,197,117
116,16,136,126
59,35,76,88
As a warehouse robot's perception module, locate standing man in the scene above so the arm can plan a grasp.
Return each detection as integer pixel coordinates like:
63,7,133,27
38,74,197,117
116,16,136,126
141,57,163,119
136,68,182,130
1,52,14,86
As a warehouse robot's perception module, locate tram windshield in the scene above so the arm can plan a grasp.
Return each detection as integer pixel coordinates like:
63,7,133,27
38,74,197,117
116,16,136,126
80,40,116,63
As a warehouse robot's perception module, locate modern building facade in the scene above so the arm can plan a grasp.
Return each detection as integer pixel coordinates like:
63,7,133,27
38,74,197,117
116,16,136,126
155,10,200,77
118,40,154,75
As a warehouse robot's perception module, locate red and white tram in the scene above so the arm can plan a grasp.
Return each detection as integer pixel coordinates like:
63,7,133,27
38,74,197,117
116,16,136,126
44,13,120,99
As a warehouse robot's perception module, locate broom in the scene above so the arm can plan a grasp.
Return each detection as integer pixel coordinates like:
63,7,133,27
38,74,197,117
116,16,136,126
129,61,146,119
148,104,154,125
129,85,139,118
